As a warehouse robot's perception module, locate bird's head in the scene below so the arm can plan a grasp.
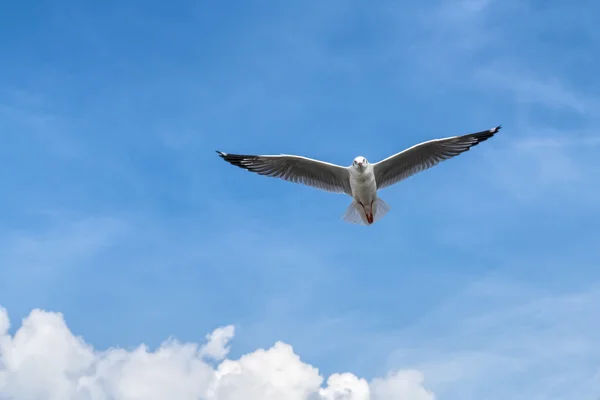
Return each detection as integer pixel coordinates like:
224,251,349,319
352,156,368,170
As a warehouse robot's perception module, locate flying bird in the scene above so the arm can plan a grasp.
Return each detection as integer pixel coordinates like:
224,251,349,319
217,125,502,225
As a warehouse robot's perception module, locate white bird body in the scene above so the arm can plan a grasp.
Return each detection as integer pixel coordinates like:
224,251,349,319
349,159,376,199
217,125,502,225
347,158,386,224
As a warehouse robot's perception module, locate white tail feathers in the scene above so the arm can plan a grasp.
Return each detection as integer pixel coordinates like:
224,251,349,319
342,198,391,225
372,198,391,222
342,201,365,225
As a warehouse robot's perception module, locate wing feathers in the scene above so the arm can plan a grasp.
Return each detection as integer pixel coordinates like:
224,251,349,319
373,125,501,189
217,151,352,194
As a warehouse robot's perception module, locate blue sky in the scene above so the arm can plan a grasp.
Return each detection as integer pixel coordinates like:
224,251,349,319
1,0,599,398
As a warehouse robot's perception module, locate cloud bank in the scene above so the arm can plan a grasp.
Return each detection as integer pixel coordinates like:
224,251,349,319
0,307,434,400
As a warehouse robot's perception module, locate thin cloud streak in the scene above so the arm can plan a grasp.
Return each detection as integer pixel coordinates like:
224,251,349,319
385,280,600,400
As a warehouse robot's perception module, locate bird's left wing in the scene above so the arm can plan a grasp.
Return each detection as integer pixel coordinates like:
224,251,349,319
217,151,352,195
373,125,502,190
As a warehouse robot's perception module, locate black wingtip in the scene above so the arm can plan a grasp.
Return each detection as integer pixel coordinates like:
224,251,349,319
215,151,256,171
468,124,503,147
487,125,502,135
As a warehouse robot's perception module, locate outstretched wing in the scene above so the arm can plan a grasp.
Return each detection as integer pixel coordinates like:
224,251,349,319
217,151,352,195
373,125,502,190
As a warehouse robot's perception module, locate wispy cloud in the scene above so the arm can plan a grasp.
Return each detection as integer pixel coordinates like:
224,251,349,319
514,135,600,149
434,0,494,23
479,123,600,205
385,280,600,400
1,215,128,285
0,89,83,158
477,67,600,115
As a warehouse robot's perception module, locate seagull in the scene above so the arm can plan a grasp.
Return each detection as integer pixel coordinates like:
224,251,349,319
217,125,502,225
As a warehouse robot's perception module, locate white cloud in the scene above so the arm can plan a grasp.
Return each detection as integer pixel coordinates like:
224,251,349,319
200,325,235,361
319,373,370,400
0,306,434,400
370,371,435,400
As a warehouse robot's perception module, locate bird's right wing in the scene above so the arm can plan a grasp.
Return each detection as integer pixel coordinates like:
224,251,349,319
373,125,502,190
217,151,352,195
